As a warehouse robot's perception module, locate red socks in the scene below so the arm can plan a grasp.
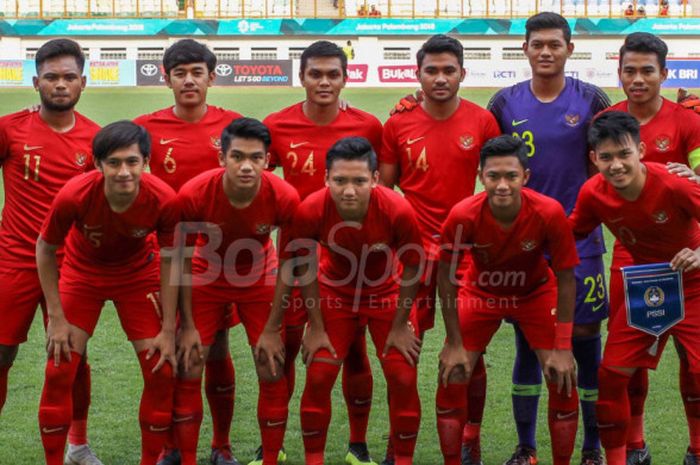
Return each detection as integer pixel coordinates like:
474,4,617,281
301,361,341,462
205,356,235,448
68,357,90,446
172,378,203,465
342,331,373,444
626,368,648,450
0,364,10,414
258,378,289,464
463,355,486,456
137,350,175,465
39,353,82,465
382,358,420,464
679,361,700,454
436,381,468,465
547,382,579,465
597,366,632,465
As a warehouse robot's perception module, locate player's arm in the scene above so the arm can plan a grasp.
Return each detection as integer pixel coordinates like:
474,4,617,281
379,163,399,189
147,249,178,374
37,237,72,367
544,267,577,396
379,120,400,188
383,264,421,366
298,259,336,364
176,248,202,372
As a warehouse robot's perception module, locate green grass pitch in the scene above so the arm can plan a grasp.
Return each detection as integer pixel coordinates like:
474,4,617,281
0,86,689,464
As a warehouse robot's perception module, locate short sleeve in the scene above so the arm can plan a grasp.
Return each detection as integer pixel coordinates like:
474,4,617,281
439,204,473,264
156,194,180,249
380,117,400,165
263,114,280,167
367,116,384,161
283,196,321,261
274,182,301,259
681,111,700,157
568,181,602,240
391,198,423,268
40,186,79,246
544,202,580,271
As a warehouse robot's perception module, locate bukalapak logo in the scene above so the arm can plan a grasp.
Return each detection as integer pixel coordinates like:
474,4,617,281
347,64,369,83
378,65,417,83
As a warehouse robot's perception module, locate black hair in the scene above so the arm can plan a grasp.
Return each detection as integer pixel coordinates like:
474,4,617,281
525,12,572,44
326,136,377,172
163,39,217,75
93,121,151,163
416,34,463,69
220,117,271,155
35,38,85,74
300,40,348,77
588,111,641,149
479,135,529,170
619,32,668,69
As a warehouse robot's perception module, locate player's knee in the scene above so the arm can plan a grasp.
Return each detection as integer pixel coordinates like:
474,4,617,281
0,344,18,367
256,359,284,383
383,358,417,392
304,360,340,394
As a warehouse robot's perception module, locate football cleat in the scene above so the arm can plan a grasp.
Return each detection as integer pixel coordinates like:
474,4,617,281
345,442,378,465
626,444,651,465
247,446,287,465
64,444,104,465
683,448,700,465
210,446,242,465
461,443,484,465
156,448,181,465
503,445,538,465
581,449,606,465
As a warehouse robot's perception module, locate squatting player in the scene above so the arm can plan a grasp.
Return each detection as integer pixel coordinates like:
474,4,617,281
569,111,700,465
36,121,179,465
258,136,422,465
487,13,610,465
0,39,102,465
604,32,700,465
133,38,244,465
437,135,579,465
380,33,500,465
173,118,299,465
263,39,383,465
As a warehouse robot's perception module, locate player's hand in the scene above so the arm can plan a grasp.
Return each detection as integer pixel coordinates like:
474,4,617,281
338,98,351,111
148,329,177,376
383,321,421,366
25,104,40,113
390,89,423,116
176,325,203,373
255,328,285,377
301,324,336,365
543,349,576,397
666,162,698,182
671,247,700,272
438,342,470,388
46,315,72,367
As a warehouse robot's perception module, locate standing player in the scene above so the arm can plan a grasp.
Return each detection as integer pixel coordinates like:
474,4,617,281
36,121,179,465
258,136,422,465
437,135,579,465
487,13,610,465
0,39,102,465
380,33,500,465
604,32,700,465
569,111,700,465
133,38,244,465
173,118,299,465
262,40,383,465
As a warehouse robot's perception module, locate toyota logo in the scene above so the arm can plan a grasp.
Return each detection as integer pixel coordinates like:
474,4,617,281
215,64,232,77
140,63,159,77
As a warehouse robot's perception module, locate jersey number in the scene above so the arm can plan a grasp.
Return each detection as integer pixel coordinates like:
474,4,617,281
406,147,429,172
286,151,317,176
512,130,535,157
164,147,176,174
583,273,606,304
23,154,41,181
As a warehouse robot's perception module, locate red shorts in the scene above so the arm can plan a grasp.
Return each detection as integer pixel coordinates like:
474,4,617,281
313,289,419,363
458,279,557,352
61,287,162,342
604,287,700,372
0,267,47,345
191,276,274,346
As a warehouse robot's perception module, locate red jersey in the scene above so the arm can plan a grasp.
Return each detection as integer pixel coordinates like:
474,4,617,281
176,170,299,280
40,171,178,279
134,105,242,192
382,99,501,252
440,189,579,296
263,102,383,200
288,185,423,302
606,98,700,165
0,110,99,269
569,162,700,293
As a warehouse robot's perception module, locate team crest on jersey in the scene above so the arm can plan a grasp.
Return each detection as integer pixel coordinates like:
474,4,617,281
75,152,88,167
655,135,671,152
652,210,669,224
131,228,150,238
256,224,271,234
521,240,537,251
564,114,581,127
644,286,665,307
459,135,475,150
210,136,221,149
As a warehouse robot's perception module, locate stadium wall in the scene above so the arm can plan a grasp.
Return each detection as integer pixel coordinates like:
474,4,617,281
2,18,700,88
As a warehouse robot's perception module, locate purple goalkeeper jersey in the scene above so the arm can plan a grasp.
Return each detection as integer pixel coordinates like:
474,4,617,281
488,77,610,258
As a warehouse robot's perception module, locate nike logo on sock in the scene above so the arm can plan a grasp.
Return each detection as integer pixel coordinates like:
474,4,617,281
265,420,286,427
556,411,577,420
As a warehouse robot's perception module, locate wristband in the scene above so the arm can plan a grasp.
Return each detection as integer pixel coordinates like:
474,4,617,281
554,321,573,350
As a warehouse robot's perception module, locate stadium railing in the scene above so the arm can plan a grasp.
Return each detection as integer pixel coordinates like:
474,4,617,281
0,0,694,18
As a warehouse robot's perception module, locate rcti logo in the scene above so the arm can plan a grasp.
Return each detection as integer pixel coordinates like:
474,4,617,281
140,63,159,76
215,64,233,77
493,70,516,79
